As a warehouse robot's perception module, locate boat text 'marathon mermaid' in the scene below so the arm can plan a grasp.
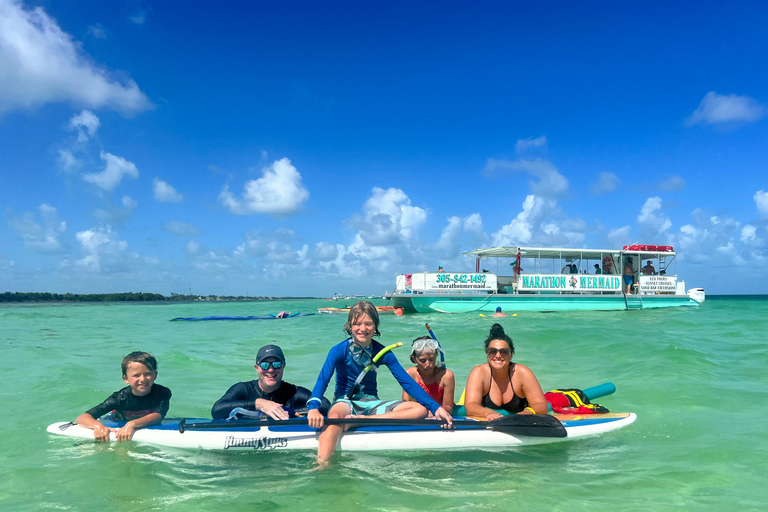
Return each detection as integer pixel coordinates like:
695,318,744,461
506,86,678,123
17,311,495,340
387,245,705,313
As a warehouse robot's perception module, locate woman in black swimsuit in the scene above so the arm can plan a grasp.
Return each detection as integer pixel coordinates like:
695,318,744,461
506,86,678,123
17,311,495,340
463,323,548,421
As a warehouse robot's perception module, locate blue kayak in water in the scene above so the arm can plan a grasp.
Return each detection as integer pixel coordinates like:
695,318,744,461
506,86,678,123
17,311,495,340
171,312,314,321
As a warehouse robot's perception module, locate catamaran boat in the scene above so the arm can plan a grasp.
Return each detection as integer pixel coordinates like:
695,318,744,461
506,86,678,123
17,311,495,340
387,245,705,313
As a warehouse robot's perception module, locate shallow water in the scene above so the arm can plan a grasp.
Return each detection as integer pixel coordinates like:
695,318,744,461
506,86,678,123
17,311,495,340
1,296,766,511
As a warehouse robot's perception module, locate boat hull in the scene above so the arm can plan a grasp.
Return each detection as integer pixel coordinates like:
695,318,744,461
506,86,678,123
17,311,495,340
390,293,699,313
47,413,636,452
318,306,401,315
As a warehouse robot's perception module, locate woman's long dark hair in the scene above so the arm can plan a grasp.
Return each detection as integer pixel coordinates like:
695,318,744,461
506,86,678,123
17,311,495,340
483,323,515,354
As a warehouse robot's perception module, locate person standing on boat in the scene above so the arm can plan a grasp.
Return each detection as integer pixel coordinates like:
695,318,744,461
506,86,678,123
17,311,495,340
512,264,523,288
463,324,548,420
594,263,602,274
437,265,445,272
402,336,455,415
306,301,453,464
642,260,656,275
623,258,634,294
211,344,330,420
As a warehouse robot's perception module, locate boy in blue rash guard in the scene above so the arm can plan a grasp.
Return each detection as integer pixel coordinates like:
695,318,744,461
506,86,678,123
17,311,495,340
307,301,453,463
76,352,171,442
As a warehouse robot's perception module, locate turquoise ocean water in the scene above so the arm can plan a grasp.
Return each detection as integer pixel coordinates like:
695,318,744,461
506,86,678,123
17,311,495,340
1,296,766,511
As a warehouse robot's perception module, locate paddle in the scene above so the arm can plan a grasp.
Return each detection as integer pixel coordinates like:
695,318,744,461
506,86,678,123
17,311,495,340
179,414,566,438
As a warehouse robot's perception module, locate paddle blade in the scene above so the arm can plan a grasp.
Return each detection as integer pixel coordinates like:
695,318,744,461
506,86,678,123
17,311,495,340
490,414,567,438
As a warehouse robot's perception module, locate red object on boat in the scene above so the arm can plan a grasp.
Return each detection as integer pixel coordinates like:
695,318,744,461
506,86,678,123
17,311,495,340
623,244,672,252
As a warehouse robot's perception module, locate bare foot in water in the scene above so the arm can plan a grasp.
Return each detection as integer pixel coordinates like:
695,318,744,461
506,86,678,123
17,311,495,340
312,456,330,470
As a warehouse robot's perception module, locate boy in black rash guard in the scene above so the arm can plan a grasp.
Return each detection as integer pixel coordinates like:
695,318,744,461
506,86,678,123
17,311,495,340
77,352,172,442
211,344,330,420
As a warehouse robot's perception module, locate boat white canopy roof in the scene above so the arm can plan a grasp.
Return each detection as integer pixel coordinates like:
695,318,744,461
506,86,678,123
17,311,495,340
462,246,675,259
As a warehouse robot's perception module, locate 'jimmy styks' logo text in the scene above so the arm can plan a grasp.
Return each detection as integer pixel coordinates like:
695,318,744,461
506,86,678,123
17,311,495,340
224,436,288,450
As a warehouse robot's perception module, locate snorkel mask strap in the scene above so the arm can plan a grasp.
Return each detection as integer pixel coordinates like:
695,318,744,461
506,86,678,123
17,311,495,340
425,323,446,369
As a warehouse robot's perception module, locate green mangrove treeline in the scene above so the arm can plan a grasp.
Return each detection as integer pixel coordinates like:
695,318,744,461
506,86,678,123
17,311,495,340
1,292,168,302
0,292,307,303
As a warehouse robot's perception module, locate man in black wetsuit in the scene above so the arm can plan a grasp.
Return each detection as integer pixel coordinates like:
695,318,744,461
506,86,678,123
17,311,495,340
211,344,329,420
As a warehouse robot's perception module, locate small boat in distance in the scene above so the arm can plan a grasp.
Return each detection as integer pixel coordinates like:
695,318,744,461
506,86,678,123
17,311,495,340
387,245,705,313
317,306,403,315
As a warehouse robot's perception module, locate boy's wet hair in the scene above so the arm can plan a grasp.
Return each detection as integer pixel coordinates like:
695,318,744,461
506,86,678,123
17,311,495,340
121,351,158,376
343,301,381,338
484,323,515,354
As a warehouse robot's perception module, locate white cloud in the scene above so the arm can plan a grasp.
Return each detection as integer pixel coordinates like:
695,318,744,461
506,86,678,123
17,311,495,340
607,226,632,247
68,109,100,142
86,24,106,39
485,157,568,198
74,225,128,271
153,178,183,203
434,213,489,256
219,158,309,216
130,11,146,25
516,136,547,153
674,211,749,267
591,172,619,195
755,190,768,217
714,241,747,266
314,241,339,261
637,197,672,240
434,216,463,252
349,187,427,245
686,91,765,126
0,0,152,115
492,195,537,245
94,195,137,225
464,213,484,235
741,225,757,243
7,203,68,253
658,175,686,193
491,194,584,247
57,149,81,172
82,151,139,191
235,228,301,262
122,195,137,210
163,221,201,237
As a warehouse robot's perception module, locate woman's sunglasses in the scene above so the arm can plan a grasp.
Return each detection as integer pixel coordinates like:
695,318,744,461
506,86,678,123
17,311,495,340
257,361,284,370
486,347,511,357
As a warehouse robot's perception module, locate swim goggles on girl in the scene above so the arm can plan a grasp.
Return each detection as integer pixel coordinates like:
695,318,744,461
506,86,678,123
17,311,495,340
410,338,446,368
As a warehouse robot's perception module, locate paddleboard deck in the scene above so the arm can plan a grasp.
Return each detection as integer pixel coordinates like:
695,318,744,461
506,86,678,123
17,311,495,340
47,413,636,452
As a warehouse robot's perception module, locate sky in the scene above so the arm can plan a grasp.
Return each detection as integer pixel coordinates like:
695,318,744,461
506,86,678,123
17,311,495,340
1,0,767,297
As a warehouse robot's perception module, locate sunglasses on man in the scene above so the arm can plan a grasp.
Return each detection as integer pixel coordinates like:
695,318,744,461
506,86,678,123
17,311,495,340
257,361,283,370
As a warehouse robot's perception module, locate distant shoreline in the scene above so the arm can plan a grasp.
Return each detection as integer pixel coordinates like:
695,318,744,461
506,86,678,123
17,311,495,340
0,292,322,303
